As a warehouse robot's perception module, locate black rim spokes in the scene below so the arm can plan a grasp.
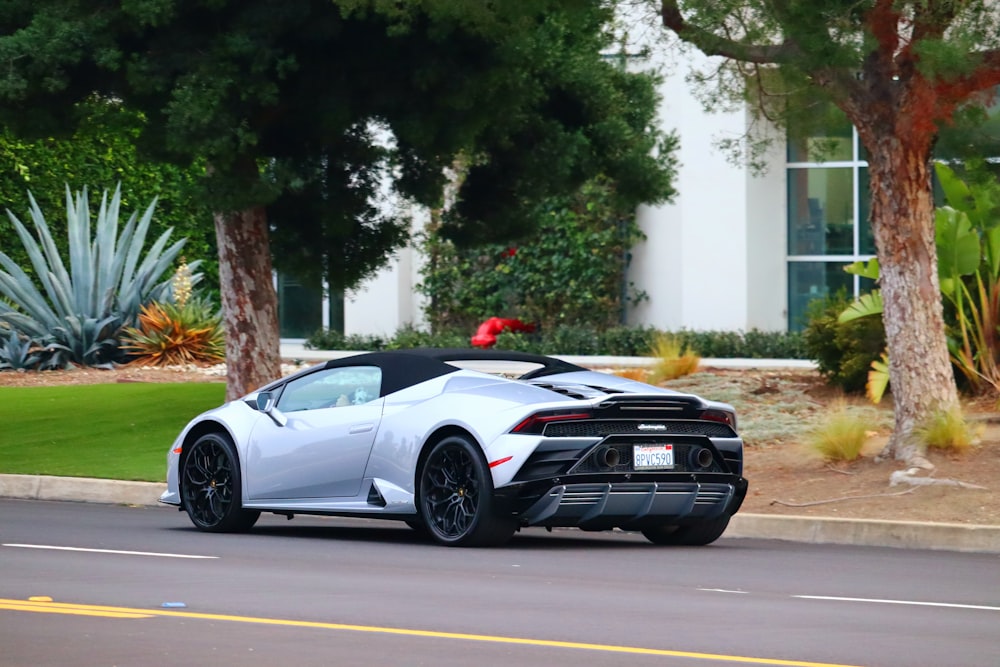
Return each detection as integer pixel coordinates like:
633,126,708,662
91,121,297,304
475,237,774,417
425,447,479,538
183,441,233,525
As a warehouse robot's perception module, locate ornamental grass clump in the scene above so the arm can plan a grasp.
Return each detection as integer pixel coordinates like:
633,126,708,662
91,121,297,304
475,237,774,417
804,399,873,462
121,297,224,367
613,367,649,382
648,333,700,384
916,408,980,452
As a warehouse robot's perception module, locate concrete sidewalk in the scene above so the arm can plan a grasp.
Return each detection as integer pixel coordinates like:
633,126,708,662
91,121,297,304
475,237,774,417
3,473,998,554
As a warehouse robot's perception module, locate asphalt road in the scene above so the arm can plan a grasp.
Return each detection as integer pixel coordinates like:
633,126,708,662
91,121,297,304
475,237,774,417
1,499,998,667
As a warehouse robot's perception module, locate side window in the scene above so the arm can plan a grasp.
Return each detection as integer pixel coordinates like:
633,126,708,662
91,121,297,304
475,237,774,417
276,366,382,413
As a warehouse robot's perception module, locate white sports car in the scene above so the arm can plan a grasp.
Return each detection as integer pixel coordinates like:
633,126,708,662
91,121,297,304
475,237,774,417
160,349,747,547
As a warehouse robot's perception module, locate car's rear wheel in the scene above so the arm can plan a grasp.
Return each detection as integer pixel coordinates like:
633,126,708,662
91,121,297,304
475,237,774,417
418,435,516,547
181,432,260,533
641,514,731,546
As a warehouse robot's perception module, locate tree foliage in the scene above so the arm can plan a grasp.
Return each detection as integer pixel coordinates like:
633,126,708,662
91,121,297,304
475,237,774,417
0,1,673,287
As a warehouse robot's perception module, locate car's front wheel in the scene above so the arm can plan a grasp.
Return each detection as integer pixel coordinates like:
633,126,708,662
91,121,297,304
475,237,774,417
181,432,260,533
418,435,516,547
641,514,731,546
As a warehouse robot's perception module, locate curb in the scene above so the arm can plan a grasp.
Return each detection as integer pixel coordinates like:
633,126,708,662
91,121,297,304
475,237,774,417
3,474,998,554
0,474,164,508
727,514,1000,554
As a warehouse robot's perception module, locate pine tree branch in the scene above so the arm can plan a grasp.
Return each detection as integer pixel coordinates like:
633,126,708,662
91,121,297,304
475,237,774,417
660,1,797,65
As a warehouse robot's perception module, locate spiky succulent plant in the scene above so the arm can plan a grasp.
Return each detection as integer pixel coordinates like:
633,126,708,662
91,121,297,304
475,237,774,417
121,298,224,367
0,185,200,367
0,327,40,370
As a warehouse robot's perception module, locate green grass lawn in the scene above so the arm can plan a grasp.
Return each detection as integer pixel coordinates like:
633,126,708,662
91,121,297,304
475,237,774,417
0,383,226,482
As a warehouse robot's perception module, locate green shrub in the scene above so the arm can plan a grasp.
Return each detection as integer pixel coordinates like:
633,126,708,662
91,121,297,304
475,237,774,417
305,329,388,351
599,325,657,356
803,293,886,393
677,329,808,359
741,328,810,358
539,325,601,356
306,323,810,359
384,324,468,350
678,330,741,358
418,178,645,333
493,330,537,352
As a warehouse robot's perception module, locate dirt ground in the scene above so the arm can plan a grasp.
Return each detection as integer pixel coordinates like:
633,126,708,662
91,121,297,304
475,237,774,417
2,363,997,526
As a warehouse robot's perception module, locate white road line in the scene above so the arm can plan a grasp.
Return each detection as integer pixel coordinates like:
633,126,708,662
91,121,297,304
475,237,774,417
795,595,1000,612
2,544,218,559
698,588,749,594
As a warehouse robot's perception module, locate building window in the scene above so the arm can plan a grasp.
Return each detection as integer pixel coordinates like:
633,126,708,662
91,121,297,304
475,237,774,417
786,116,873,330
277,272,344,339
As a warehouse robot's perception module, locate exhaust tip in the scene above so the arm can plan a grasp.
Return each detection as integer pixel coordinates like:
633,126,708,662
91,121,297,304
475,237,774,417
598,446,621,468
691,447,714,469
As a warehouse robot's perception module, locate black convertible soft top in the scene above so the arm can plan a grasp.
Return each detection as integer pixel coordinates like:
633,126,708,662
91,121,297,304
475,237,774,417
315,348,588,396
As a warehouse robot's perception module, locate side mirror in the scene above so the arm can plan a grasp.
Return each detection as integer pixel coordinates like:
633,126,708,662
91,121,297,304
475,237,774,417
255,391,287,427
256,391,276,412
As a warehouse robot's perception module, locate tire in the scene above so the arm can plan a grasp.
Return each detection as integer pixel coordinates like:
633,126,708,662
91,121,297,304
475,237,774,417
641,514,731,546
181,432,260,533
418,435,517,547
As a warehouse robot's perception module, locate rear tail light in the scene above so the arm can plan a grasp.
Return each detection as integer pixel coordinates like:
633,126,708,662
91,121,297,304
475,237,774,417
511,410,593,434
699,408,737,431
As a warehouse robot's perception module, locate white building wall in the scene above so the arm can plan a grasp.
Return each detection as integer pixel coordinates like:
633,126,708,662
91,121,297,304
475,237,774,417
343,212,428,336
627,87,749,328
745,120,789,331
627,50,775,332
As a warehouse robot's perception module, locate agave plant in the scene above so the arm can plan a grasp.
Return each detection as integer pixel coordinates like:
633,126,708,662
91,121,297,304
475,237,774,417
0,327,40,370
0,185,200,367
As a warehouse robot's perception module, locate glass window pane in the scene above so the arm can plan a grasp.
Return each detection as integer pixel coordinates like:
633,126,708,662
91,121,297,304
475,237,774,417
788,167,855,255
278,272,323,339
858,167,875,254
278,366,382,412
787,109,853,162
787,262,854,330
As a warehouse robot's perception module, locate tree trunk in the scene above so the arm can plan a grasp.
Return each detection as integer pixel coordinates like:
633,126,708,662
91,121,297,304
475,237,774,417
214,204,281,401
864,135,959,464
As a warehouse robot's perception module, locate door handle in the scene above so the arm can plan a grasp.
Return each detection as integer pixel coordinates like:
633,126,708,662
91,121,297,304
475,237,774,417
349,423,375,434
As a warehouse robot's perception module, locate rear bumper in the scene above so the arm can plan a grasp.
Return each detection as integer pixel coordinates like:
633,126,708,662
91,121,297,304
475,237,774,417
505,475,747,530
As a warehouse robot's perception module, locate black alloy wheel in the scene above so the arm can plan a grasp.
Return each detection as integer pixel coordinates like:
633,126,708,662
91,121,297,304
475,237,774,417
418,436,516,547
641,514,731,546
181,432,260,533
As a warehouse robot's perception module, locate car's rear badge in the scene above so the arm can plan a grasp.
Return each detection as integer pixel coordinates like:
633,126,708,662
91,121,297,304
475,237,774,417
638,423,667,431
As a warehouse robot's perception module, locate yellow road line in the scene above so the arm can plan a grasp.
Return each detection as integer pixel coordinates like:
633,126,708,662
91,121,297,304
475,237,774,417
0,598,862,667
0,601,150,619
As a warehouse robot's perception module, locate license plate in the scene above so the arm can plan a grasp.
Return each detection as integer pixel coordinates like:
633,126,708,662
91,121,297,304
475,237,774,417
634,444,674,470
